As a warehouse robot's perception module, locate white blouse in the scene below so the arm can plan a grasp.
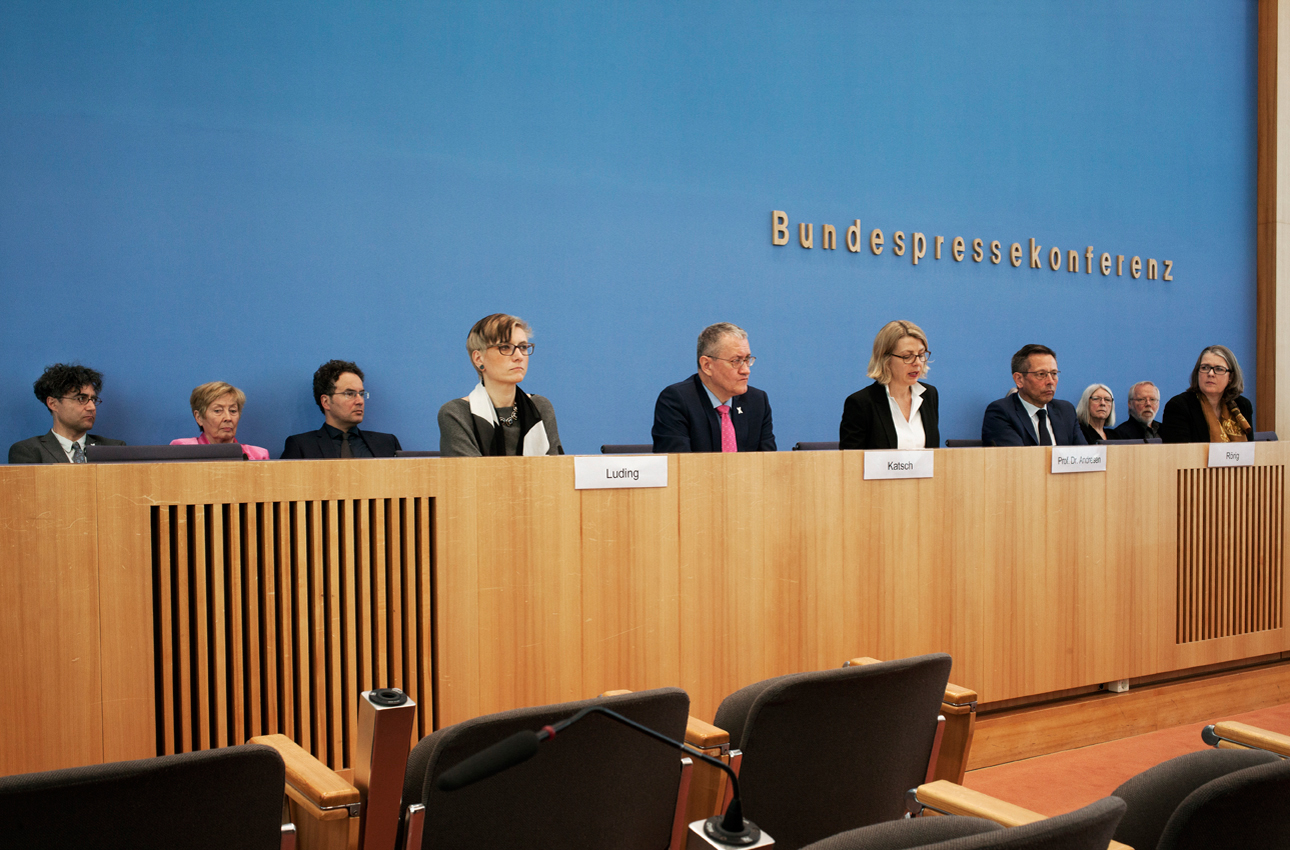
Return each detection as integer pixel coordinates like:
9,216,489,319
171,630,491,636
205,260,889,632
885,383,927,449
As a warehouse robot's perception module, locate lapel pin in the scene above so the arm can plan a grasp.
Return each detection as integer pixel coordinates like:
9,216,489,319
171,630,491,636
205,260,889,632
736,407,742,414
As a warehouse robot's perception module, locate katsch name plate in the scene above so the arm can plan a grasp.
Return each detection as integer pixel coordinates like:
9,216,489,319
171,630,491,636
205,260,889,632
863,450,934,480
1051,445,1106,473
1208,443,1255,467
574,455,668,490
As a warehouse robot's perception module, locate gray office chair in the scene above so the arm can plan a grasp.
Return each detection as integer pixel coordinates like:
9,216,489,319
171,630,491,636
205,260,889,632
0,744,293,850
799,796,1125,850
713,653,953,850
601,444,654,453
793,441,840,451
401,687,693,850
1111,747,1290,850
944,439,983,448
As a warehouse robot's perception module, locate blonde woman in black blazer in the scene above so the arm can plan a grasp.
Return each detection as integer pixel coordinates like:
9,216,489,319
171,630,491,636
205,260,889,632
840,320,940,450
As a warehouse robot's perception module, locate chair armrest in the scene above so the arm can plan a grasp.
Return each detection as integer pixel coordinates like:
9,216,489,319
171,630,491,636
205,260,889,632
686,715,730,750
914,781,1134,850
250,734,361,819
1211,721,1290,757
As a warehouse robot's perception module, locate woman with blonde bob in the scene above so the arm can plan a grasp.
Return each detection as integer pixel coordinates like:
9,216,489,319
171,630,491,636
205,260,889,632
438,313,563,457
1161,345,1254,443
170,381,269,459
839,320,939,450
1075,383,1117,444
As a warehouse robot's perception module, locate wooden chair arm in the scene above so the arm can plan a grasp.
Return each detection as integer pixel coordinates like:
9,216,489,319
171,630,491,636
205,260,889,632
914,781,1133,850
1212,721,1290,757
251,734,361,817
686,716,730,750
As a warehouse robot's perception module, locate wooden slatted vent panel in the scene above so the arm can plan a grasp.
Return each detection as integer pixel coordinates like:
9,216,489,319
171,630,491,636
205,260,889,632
149,498,434,769
1177,466,1284,643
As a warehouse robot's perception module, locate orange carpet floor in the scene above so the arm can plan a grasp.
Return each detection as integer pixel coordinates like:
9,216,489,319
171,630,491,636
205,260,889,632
962,702,1290,816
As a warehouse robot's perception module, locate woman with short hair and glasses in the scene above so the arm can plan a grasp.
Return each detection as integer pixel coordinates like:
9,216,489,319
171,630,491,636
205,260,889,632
1075,383,1117,444
438,313,563,457
839,320,940,450
1160,345,1253,443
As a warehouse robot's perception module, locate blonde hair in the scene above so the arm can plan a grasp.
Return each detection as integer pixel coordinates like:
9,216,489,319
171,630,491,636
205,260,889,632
467,314,533,377
190,381,246,418
866,320,931,384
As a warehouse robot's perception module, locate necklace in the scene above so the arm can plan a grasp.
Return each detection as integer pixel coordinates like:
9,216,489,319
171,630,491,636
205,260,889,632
497,404,518,425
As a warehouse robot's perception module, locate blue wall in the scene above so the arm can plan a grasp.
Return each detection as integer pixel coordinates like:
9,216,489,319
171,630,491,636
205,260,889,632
0,1,1257,455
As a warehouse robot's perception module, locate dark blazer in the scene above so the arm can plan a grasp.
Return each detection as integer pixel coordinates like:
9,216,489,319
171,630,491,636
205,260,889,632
839,381,940,450
1108,416,1161,441
981,394,1087,447
280,426,402,459
1160,392,1253,444
8,431,126,464
652,374,776,453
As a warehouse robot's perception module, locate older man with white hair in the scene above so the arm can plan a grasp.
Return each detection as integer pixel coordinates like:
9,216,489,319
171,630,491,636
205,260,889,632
1110,381,1162,440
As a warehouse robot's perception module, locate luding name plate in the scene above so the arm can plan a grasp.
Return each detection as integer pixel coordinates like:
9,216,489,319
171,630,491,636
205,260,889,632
863,450,934,480
1051,445,1106,474
574,455,668,490
1208,443,1254,467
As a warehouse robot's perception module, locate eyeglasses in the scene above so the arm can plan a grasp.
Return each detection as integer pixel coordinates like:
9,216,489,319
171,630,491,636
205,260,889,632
890,351,930,364
706,355,757,369
1021,370,1060,380
1089,395,1114,404
1198,365,1230,376
329,390,370,401
1129,396,1159,404
60,394,103,406
491,343,535,356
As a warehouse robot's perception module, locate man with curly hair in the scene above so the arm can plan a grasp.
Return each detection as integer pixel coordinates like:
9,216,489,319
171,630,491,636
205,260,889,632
281,359,402,459
9,363,126,463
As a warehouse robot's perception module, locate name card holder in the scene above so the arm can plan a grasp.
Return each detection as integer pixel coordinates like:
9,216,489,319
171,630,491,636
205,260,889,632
863,450,934,480
1208,443,1254,467
1051,445,1106,474
574,455,668,490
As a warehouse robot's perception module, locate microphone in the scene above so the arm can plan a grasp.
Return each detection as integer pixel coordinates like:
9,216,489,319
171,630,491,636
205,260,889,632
436,730,540,791
437,704,763,846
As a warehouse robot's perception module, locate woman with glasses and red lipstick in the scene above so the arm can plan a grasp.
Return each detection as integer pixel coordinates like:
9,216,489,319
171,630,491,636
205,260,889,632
1160,345,1253,444
839,320,940,450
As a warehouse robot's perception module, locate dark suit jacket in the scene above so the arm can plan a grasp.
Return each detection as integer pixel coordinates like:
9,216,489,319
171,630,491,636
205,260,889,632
652,374,775,453
1160,392,1253,444
981,394,1087,447
1108,417,1161,441
839,381,940,450
280,426,402,459
8,431,126,464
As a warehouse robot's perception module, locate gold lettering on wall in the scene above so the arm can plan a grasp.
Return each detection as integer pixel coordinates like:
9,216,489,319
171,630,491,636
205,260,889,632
846,220,862,252
912,232,926,265
766,211,1175,283
772,211,789,246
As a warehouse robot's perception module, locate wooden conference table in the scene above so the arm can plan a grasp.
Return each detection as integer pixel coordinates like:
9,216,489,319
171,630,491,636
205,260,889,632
1,444,1285,776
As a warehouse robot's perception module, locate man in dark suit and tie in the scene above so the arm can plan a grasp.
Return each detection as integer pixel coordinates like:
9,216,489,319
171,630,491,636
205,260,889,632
281,360,402,458
1109,380,1162,441
8,363,126,463
652,323,776,453
981,344,1087,447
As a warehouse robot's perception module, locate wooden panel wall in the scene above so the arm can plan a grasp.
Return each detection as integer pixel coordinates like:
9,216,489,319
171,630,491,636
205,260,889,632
3,445,1289,777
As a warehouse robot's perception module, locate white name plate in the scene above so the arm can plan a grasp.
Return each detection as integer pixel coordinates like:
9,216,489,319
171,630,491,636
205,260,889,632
863,450,934,480
1208,442,1254,467
574,455,668,490
1051,445,1106,474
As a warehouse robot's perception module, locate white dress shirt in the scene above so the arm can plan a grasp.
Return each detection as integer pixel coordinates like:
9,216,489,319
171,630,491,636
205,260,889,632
51,430,86,462
1016,395,1057,445
885,383,927,449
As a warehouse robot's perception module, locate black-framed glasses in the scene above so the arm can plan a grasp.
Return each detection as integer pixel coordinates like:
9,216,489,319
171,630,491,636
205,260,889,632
492,343,535,356
890,351,930,364
60,394,103,406
1198,364,1230,376
705,355,756,369
1021,370,1060,380
1089,395,1114,404
329,390,370,400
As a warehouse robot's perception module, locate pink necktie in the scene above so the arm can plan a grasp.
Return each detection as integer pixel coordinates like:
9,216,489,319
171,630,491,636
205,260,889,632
717,404,737,453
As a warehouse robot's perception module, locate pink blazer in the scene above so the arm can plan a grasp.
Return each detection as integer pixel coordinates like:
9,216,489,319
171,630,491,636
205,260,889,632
171,432,270,460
